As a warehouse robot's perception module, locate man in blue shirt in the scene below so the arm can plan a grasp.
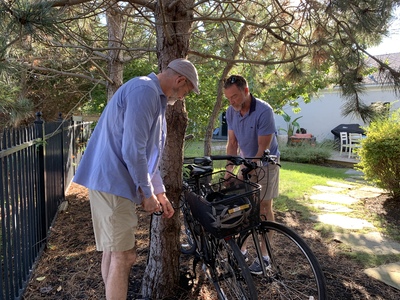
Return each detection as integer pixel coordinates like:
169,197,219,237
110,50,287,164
73,58,199,299
223,74,280,275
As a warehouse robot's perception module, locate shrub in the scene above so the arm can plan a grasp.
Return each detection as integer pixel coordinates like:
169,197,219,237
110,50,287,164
356,109,400,198
279,141,334,164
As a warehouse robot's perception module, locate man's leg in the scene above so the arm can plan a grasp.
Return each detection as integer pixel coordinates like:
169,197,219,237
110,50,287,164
89,189,138,300
259,162,279,256
260,199,274,256
102,251,111,284
104,248,137,300
248,163,279,273
260,198,274,222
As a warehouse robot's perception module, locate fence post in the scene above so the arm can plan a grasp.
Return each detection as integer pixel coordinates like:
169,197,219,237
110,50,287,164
34,112,47,245
58,113,66,195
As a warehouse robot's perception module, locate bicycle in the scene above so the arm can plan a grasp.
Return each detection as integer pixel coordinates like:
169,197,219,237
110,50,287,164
180,157,261,299
180,151,327,300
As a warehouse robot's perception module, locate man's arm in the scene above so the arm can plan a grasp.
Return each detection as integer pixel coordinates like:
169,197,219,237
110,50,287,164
254,134,273,161
224,129,240,183
225,129,239,172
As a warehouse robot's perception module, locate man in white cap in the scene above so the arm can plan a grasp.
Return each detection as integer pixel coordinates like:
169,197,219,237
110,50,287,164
73,58,199,299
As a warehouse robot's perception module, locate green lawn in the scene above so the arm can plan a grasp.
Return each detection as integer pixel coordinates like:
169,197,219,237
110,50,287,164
276,161,349,215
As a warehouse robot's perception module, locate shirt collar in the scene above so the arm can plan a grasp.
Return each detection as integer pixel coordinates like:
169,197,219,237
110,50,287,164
249,94,256,115
148,72,167,106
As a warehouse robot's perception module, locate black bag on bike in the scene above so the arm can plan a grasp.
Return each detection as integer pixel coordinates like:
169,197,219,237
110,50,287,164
184,186,256,238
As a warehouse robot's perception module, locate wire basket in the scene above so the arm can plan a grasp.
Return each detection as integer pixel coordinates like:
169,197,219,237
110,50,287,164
184,171,261,238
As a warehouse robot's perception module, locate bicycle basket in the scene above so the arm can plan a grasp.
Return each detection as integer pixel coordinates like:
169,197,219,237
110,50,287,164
184,172,261,238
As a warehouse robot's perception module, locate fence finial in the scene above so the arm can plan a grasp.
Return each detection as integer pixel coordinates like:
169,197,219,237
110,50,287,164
35,111,42,120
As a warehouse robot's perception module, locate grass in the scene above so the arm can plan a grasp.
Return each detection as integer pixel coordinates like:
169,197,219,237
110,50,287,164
184,139,228,170
343,252,400,269
275,161,350,218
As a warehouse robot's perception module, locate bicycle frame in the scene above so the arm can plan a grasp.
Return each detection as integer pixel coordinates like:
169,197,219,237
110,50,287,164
180,159,259,299
181,150,275,262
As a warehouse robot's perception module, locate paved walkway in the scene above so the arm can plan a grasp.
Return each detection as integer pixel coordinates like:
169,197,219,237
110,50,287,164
309,168,400,290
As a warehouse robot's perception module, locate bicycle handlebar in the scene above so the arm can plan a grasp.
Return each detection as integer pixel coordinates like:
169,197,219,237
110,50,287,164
184,150,280,179
187,150,278,166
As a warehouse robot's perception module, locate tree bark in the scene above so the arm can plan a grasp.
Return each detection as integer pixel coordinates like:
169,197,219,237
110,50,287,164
141,100,188,298
141,1,195,298
106,5,124,101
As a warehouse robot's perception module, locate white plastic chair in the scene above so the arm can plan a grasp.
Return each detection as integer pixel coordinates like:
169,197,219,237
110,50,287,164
348,133,363,158
339,132,349,155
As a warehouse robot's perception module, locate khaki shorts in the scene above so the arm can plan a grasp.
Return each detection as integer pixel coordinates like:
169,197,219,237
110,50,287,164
251,162,280,201
89,189,138,252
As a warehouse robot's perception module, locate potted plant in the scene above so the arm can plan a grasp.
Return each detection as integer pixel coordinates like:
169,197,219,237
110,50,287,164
281,111,302,137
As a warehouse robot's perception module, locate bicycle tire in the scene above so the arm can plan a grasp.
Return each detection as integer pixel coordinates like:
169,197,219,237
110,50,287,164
180,198,198,255
207,238,257,300
237,221,327,299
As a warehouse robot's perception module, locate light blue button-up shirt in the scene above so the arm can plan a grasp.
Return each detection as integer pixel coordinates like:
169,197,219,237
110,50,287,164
73,73,167,204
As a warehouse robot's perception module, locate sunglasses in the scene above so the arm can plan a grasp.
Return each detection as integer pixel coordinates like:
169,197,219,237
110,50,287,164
224,75,245,89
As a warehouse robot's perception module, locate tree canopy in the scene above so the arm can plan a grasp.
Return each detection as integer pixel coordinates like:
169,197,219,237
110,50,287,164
1,0,400,129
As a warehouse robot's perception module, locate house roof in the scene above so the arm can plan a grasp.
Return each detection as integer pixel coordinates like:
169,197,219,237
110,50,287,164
364,52,400,85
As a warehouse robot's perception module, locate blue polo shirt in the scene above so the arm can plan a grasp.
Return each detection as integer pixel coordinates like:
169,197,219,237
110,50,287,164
73,73,167,204
225,94,279,160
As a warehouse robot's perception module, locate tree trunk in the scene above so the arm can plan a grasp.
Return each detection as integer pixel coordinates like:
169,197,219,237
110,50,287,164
203,25,249,155
141,100,187,298
141,1,195,298
203,74,229,156
106,5,124,101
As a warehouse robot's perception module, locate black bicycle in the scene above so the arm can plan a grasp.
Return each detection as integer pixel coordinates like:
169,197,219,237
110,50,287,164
181,151,327,300
180,158,260,299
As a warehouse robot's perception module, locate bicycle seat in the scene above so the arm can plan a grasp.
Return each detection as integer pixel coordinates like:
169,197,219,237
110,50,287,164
187,165,213,177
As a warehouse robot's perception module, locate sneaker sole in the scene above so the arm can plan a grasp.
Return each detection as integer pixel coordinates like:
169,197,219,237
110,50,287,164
249,263,271,275
249,269,263,275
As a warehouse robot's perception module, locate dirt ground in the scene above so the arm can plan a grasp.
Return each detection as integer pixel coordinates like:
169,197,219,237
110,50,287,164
22,182,400,299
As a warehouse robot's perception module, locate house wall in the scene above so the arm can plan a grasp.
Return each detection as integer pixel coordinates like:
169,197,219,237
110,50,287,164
274,85,400,142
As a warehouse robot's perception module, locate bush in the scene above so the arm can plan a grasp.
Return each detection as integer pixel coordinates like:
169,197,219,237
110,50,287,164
279,141,334,164
356,109,400,198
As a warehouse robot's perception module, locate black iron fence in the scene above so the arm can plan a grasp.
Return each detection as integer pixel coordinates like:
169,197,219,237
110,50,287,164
0,113,93,300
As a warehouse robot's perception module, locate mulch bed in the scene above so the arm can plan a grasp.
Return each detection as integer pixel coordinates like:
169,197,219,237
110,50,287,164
22,183,400,299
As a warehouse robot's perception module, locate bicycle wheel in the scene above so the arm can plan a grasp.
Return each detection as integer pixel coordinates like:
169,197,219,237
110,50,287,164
206,238,257,300
237,221,327,299
180,202,197,255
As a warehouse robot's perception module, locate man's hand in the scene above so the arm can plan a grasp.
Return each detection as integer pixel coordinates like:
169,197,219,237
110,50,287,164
224,170,236,187
156,193,175,218
141,194,162,214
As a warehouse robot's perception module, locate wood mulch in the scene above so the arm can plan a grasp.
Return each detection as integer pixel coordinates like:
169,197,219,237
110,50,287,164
22,183,400,299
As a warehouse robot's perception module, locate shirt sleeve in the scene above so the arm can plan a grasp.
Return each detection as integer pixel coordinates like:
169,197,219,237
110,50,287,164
226,107,233,129
258,106,276,136
121,85,159,199
151,169,166,195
